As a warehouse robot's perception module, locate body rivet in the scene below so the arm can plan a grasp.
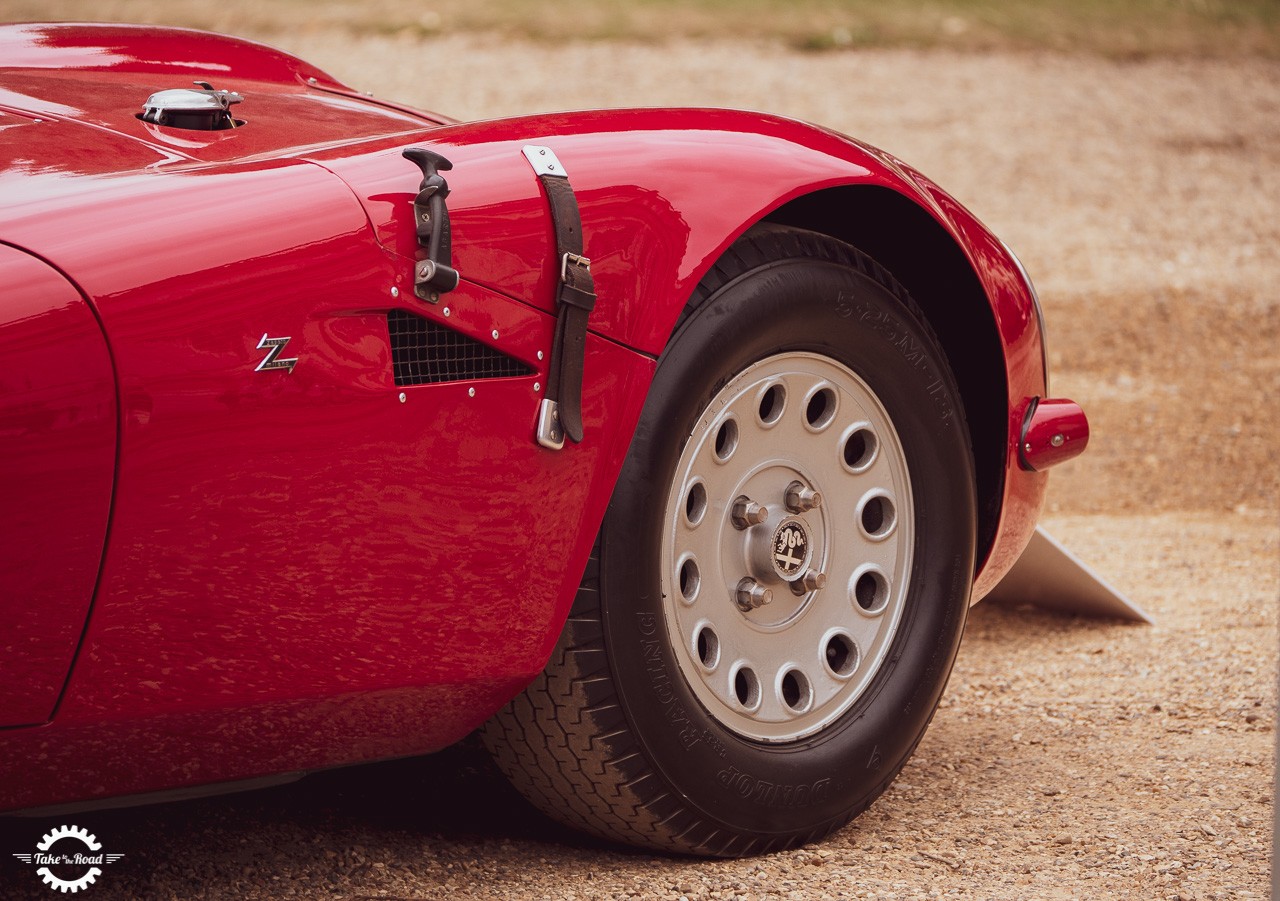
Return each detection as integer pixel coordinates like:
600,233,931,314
537,350,544,361
391,287,400,298
398,392,407,403
534,382,541,392
492,330,499,339
468,387,475,397
443,307,450,317
1051,434,1065,447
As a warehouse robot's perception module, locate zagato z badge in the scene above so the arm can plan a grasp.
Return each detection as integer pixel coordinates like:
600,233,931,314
254,333,298,374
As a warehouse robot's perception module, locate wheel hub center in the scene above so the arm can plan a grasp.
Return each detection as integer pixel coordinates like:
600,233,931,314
748,514,813,584
771,517,811,581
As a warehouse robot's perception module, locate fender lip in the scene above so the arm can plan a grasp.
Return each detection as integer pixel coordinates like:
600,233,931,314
999,239,1050,392
1019,397,1089,471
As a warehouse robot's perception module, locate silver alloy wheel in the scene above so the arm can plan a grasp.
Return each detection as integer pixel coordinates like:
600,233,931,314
661,351,913,742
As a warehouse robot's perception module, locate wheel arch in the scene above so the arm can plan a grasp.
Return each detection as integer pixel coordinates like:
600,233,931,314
752,186,1008,571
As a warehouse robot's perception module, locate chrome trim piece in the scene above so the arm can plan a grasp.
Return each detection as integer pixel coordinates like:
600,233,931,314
521,145,568,178
142,83,243,113
536,398,565,450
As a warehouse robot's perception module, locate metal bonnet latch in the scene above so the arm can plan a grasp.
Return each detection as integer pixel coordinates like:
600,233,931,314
402,148,460,302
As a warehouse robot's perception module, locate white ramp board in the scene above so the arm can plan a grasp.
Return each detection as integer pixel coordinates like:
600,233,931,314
983,527,1154,623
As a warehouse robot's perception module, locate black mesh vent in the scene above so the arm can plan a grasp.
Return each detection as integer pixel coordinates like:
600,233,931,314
388,308,535,387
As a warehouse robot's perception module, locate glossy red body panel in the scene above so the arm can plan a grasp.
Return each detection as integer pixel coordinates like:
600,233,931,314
0,22,345,87
312,118,1053,600
0,22,1077,809
0,151,652,805
0,245,115,727
1019,398,1090,472
313,111,891,351
975,437,1049,600
0,71,431,167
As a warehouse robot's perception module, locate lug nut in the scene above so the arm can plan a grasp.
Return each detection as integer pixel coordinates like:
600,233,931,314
790,569,829,596
731,496,768,530
801,569,828,591
736,577,773,611
785,480,822,513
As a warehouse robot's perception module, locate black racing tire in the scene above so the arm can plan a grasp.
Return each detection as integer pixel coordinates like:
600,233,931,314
483,225,977,856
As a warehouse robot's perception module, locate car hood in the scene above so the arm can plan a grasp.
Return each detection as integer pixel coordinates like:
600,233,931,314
0,22,447,179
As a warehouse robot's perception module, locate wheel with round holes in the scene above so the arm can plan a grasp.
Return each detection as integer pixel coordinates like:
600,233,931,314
483,225,977,856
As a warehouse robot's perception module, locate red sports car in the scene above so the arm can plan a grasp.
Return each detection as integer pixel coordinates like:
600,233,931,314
0,23,1089,856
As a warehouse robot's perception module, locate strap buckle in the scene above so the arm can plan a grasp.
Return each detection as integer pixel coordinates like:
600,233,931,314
561,252,592,283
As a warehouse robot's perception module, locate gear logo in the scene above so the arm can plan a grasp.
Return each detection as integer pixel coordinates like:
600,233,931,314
11,825,124,893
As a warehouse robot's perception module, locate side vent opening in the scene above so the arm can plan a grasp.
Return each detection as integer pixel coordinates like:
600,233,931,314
388,308,535,388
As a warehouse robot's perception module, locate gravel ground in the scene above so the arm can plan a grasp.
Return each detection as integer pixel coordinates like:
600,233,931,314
2,35,1277,901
